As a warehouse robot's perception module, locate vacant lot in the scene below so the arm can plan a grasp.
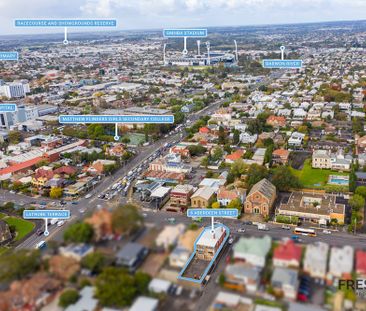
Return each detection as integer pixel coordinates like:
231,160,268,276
290,159,349,189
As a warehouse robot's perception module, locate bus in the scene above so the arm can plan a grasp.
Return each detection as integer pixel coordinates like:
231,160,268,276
293,227,316,237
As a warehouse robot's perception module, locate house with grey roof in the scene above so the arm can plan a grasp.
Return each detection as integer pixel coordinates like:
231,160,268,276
271,267,299,300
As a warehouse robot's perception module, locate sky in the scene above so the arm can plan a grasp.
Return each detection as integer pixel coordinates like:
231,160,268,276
0,0,365,35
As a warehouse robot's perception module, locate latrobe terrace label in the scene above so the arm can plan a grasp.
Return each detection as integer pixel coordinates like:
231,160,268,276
23,210,70,219
187,208,238,218
262,59,303,69
0,104,17,112
59,115,175,124
163,29,207,38
0,52,18,61
14,19,117,27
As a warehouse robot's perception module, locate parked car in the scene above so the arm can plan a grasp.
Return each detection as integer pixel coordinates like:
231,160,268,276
281,225,291,230
238,228,246,233
323,229,331,234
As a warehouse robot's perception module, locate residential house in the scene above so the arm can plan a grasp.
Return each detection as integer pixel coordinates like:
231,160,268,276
266,115,286,127
85,208,113,241
191,186,215,208
225,149,245,164
312,149,352,171
272,149,290,165
224,263,260,292
356,250,366,278
303,242,329,279
240,132,258,144
169,184,195,212
130,296,159,311
116,242,149,272
328,246,354,280
65,286,98,311
288,132,305,147
273,239,302,268
217,186,246,207
156,224,185,251
232,236,272,268
252,148,266,165
244,178,276,217
59,244,94,261
210,292,254,311
271,268,299,300
89,159,116,175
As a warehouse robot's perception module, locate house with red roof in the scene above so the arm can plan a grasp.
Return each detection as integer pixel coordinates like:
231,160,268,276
225,149,245,164
199,127,210,134
54,166,77,176
266,115,286,128
356,250,366,277
273,239,302,268
272,149,290,165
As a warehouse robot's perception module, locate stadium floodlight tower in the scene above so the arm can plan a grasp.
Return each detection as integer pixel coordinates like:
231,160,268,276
206,41,211,65
197,40,201,56
163,43,167,64
234,40,238,63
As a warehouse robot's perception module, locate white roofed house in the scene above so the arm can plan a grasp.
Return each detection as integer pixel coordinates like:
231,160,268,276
303,242,329,279
292,108,307,120
240,132,258,144
288,132,305,147
327,245,354,281
155,224,185,251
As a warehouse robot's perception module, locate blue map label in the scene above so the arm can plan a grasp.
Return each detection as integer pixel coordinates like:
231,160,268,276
0,104,17,112
14,19,117,27
262,59,303,69
23,210,70,219
163,29,207,38
59,115,174,124
187,208,238,218
0,52,18,61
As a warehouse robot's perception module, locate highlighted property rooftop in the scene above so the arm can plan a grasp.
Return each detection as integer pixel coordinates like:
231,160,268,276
178,224,230,284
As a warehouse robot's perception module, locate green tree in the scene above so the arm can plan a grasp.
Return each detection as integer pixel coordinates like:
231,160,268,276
271,166,301,191
81,251,107,274
0,250,41,283
187,145,207,157
112,204,142,235
246,164,268,189
59,289,80,308
211,201,220,209
227,198,243,214
230,159,247,178
355,186,366,199
95,267,149,308
349,194,365,212
211,146,223,162
50,187,63,199
233,129,240,145
63,222,94,243
8,131,21,144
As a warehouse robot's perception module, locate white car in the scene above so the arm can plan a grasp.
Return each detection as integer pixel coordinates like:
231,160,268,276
238,228,246,233
323,229,331,234
57,220,65,227
50,218,58,225
79,208,86,214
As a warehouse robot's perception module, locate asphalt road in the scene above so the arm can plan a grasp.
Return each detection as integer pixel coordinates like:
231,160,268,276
12,99,225,250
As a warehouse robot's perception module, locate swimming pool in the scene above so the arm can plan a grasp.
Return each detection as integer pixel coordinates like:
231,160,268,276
328,175,349,185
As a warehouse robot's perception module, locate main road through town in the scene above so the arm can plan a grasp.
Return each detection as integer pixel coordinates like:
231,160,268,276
8,99,225,250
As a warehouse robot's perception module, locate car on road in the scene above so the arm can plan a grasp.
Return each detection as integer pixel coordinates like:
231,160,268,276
237,228,246,233
281,225,291,230
50,218,58,225
228,238,234,244
323,229,331,234
142,213,148,218
84,193,92,199
36,228,44,236
242,221,252,225
166,217,176,224
35,240,46,249
71,201,78,205
79,208,86,214
57,220,65,227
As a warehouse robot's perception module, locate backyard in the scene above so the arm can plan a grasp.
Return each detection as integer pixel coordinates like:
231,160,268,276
290,159,349,189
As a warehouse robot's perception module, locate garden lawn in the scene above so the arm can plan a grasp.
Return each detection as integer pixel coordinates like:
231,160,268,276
290,159,349,189
3,217,34,241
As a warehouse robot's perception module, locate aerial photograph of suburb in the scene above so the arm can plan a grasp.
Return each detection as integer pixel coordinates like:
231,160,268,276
0,0,365,310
